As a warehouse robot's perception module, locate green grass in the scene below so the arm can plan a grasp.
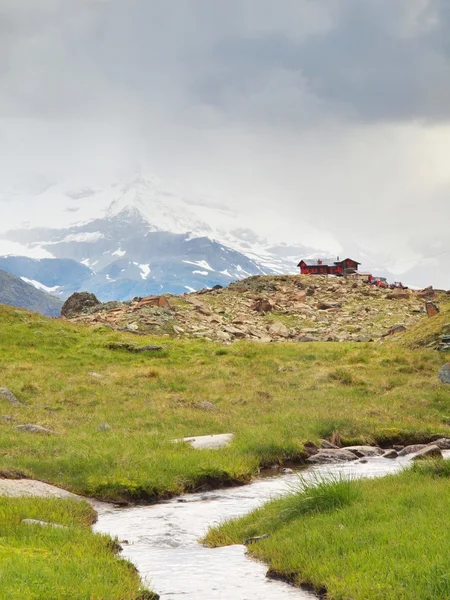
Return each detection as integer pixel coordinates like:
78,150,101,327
0,304,449,502
0,496,152,600
205,460,450,600
398,303,450,348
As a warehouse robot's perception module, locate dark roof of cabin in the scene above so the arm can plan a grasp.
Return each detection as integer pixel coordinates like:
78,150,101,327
298,257,361,267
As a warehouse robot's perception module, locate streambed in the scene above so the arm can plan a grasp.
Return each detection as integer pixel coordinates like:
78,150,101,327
94,455,417,599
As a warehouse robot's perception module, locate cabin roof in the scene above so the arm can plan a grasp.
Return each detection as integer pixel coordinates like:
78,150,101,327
298,257,361,267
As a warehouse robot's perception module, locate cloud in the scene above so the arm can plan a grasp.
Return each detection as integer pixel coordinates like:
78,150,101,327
0,1,449,286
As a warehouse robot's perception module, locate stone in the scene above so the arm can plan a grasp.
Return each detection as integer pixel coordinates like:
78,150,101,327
216,331,232,342
386,292,409,300
126,322,139,331
412,445,443,460
383,325,407,337
197,401,219,412
16,424,54,435
417,286,435,299
222,326,246,338
398,444,427,456
432,438,450,449
317,302,341,310
438,364,450,384
425,301,440,317
97,423,111,431
0,388,22,406
22,519,67,529
107,342,163,353
383,449,399,459
173,433,234,450
344,445,385,458
61,292,101,317
319,439,340,449
306,449,358,464
89,372,104,379
268,322,289,338
251,299,274,313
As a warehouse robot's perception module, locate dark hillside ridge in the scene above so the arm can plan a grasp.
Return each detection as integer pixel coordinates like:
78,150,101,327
0,269,62,317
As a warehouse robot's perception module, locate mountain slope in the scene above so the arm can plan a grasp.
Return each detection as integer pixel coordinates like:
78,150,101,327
0,269,63,316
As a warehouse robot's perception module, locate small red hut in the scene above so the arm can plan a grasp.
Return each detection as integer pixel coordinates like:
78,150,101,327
297,257,360,276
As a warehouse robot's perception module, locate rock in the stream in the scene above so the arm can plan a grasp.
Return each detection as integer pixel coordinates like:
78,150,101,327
383,449,399,459
22,518,67,529
16,424,54,435
344,446,385,458
397,444,427,456
173,433,234,450
432,438,450,449
412,445,443,460
0,388,22,406
306,449,358,464
438,364,450,384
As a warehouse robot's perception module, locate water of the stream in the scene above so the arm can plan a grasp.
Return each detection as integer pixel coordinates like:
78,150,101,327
94,456,416,599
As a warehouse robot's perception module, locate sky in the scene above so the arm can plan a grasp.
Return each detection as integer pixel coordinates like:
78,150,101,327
1,0,449,287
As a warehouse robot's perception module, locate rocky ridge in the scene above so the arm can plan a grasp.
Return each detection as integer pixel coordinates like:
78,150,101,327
63,275,450,344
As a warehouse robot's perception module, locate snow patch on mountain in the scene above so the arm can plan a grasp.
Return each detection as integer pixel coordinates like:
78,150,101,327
20,277,61,294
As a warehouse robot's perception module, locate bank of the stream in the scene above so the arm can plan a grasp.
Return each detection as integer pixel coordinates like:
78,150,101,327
206,458,450,600
0,304,449,502
0,495,155,600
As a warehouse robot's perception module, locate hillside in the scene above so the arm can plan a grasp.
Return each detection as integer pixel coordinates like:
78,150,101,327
0,269,62,317
65,274,450,344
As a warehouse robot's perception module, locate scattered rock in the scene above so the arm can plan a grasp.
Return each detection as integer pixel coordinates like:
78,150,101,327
386,292,409,300
317,302,341,310
412,445,443,460
61,292,101,317
97,423,111,431
0,388,22,406
268,322,289,338
383,324,407,337
244,534,270,545
196,401,220,412
344,445,385,458
383,449,399,459
306,449,358,464
173,433,234,450
107,342,163,353
398,444,427,456
425,301,440,317
251,298,274,313
16,424,54,435
438,364,450,384
22,519,67,529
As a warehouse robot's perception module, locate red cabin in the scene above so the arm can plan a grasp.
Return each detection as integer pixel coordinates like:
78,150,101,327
297,257,360,276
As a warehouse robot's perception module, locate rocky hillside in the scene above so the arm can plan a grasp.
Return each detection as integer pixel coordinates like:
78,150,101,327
0,269,63,317
64,275,450,343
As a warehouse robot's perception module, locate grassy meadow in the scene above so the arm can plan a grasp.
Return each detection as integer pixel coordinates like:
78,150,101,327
205,460,450,600
0,496,152,600
0,303,449,502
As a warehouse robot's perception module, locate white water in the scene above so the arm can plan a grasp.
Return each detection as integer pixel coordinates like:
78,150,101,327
94,455,418,599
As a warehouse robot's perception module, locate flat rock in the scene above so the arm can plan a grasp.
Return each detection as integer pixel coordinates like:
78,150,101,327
196,401,220,412
432,438,450,449
0,479,78,499
16,424,55,435
306,449,358,464
0,388,22,406
412,445,443,460
173,433,234,450
438,364,450,384
319,439,340,449
22,518,67,529
344,446,385,458
268,322,290,338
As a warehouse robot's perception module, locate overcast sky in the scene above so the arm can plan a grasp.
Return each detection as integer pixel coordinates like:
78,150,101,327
1,0,449,285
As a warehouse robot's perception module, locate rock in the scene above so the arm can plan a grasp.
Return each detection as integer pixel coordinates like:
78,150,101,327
317,302,341,310
306,449,358,464
244,534,270,545
432,438,450,449
386,292,409,300
173,433,234,450
97,422,111,431
89,372,104,379
61,292,101,317
16,424,54,435
222,326,246,338
251,299,274,313
398,444,427,456
126,322,139,331
425,301,440,317
344,445,385,458
319,439,340,449
438,364,450,384
216,331,232,342
22,519,66,529
417,286,435,299
383,325,407,337
107,342,163,353
197,401,219,412
412,445,443,460
0,388,22,406
383,449,399,459
268,322,289,338
1,415,16,422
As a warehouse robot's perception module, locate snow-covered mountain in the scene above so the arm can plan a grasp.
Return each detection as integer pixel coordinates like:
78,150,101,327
0,174,319,300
